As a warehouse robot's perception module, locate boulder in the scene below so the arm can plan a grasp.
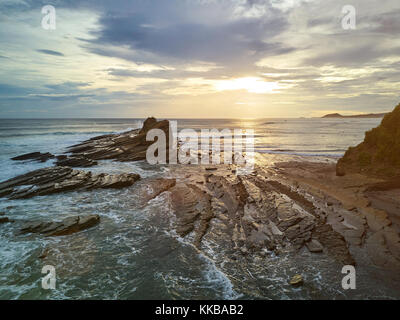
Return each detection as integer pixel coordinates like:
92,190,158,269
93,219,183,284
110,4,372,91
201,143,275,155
289,275,303,286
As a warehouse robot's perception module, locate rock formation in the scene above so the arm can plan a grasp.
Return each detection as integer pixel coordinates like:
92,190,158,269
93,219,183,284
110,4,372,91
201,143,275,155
11,152,54,162
337,103,400,178
289,274,303,286
55,155,98,167
0,166,140,199
155,167,355,265
0,217,11,224
20,215,100,236
138,178,177,205
67,117,170,162
4,115,394,274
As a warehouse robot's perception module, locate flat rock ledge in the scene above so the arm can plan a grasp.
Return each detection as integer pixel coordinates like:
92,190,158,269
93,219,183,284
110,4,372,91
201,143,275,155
0,166,140,199
11,152,54,162
20,214,100,236
55,155,98,168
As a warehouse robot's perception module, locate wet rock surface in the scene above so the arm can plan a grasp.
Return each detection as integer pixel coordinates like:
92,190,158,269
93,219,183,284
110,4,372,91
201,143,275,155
138,178,177,205
0,166,140,199
289,275,303,286
306,239,323,253
55,155,98,168
275,157,400,270
20,214,100,236
153,165,356,266
67,117,170,162
0,217,11,224
170,183,213,248
11,152,54,162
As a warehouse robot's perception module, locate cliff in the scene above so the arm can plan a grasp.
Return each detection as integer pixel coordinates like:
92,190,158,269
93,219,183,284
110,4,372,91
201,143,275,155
336,103,400,178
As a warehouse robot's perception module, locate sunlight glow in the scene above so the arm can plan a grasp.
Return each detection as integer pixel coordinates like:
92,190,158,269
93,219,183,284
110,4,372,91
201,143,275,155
214,77,282,94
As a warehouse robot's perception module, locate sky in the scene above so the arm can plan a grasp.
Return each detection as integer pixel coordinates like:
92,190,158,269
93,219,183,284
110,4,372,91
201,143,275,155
0,0,399,118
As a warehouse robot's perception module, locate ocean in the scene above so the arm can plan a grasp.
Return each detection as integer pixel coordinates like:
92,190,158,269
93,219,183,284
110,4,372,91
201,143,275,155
0,117,381,181
0,117,389,299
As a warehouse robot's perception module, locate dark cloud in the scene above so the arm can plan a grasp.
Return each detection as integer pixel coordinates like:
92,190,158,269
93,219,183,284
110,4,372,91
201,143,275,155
0,82,91,101
36,49,64,56
87,15,290,66
44,81,90,91
28,93,93,101
304,43,400,67
363,9,400,35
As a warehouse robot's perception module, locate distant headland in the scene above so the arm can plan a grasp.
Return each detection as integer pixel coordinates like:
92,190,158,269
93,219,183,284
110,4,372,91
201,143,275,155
322,112,387,118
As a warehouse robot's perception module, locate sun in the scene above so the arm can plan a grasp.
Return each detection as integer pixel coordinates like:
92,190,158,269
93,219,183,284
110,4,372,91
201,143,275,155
214,77,282,94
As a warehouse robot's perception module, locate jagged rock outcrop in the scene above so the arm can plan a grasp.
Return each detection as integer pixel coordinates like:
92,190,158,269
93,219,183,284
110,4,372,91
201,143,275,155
67,117,170,162
55,155,98,168
170,183,213,248
0,166,140,199
11,152,54,162
162,169,354,265
20,215,100,236
139,178,176,205
337,103,400,178
306,239,323,252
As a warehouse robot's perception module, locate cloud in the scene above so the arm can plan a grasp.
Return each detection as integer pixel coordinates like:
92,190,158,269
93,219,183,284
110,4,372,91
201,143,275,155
36,49,64,56
0,0,400,117
0,83,32,96
44,81,90,91
82,0,291,69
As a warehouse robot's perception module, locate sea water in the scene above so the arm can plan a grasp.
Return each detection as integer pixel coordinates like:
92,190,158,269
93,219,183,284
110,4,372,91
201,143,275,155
3,117,399,300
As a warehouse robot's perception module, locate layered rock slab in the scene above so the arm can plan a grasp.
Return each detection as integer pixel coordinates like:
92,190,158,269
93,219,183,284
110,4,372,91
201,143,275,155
67,117,170,162
11,152,54,162
55,155,98,168
0,166,140,199
20,215,100,236
161,169,354,265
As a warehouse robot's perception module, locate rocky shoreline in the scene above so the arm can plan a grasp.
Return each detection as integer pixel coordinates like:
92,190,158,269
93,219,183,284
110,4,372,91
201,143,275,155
0,166,140,199
1,116,400,295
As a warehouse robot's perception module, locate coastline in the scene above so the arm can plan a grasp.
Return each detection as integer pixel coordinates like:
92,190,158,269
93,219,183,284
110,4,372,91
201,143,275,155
1,119,400,299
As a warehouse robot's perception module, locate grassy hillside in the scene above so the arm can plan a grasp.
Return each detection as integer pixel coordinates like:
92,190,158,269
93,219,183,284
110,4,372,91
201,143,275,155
336,103,400,178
